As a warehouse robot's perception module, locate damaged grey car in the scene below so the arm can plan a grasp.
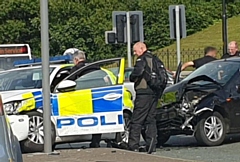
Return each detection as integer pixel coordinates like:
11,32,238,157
155,57,240,146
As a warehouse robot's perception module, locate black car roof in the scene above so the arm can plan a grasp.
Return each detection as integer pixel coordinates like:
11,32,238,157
216,57,240,63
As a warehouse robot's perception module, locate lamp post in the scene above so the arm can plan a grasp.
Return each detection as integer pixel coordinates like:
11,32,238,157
40,0,52,154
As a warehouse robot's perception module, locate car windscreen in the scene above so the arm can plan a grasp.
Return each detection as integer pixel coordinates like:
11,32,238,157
182,61,239,85
0,67,55,91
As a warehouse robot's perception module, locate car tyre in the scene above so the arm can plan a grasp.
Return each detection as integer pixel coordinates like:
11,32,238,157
141,129,170,147
156,132,171,147
20,111,56,153
195,111,226,146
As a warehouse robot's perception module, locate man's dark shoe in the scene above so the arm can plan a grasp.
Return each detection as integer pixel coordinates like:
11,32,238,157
146,146,156,154
128,147,139,152
139,146,147,152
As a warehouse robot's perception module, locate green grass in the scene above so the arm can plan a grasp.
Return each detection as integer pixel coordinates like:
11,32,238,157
154,16,240,70
159,16,240,50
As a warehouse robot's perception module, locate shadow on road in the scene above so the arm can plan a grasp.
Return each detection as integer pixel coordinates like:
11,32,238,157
159,134,240,150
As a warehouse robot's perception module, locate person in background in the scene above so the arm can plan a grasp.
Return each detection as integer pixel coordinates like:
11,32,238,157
63,48,102,148
181,46,217,71
221,41,240,59
66,49,87,80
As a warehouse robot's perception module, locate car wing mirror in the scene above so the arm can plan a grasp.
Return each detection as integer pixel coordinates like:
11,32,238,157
236,85,240,93
56,80,76,93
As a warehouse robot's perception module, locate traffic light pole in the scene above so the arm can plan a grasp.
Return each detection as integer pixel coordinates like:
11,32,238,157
126,12,132,67
175,6,181,65
40,0,52,154
222,0,228,55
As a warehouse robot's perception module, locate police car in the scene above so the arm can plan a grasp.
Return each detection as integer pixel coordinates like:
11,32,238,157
0,55,133,153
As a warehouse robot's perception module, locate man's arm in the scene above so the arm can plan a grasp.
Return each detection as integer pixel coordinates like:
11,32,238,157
181,61,194,71
130,58,146,82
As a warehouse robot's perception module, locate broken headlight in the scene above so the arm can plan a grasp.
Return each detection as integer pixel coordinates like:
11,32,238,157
4,101,22,115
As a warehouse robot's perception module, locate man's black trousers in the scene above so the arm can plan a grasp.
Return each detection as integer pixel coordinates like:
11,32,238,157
128,94,158,150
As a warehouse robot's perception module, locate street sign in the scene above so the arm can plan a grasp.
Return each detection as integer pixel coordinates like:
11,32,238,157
169,5,186,39
169,5,187,66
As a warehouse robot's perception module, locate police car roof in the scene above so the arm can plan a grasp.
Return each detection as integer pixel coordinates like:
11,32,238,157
1,64,73,73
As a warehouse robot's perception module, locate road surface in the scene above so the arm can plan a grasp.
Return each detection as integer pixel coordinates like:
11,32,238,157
23,133,240,162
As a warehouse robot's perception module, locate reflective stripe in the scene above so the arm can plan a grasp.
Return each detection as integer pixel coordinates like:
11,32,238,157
100,66,133,110
22,92,34,99
57,89,93,116
91,86,123,113
51,94,59,116
19,92,35,112
101,68,117,84
32,91,43,108
60,64,74,68
123,87,134,109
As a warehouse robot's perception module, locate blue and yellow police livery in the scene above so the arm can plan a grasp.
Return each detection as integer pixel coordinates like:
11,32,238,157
2,57,133,153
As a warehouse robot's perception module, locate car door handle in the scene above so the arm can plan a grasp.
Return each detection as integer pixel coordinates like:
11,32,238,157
103,93,122,101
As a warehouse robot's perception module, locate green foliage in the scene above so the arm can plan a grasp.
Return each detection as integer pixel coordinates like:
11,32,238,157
0,0,239,61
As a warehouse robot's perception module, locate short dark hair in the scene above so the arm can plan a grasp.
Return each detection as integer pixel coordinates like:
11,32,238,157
204,46,217,55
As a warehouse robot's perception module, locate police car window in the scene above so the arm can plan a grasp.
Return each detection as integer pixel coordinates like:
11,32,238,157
69,59,121,90
75,70,113,90
0,67,55,91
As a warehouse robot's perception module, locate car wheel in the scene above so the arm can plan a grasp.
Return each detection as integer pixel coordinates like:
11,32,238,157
156,132,171,147
195,111,226,146
20,111,56,153
112,112,131,148
141,129,170,147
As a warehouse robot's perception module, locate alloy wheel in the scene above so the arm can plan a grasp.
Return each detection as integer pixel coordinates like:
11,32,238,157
28,116,44,144
203,116,223,142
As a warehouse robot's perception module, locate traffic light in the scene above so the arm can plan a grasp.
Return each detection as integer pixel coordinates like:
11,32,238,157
130,14,140,43
116,15,126,43
105,31,116,44
107,11,144,45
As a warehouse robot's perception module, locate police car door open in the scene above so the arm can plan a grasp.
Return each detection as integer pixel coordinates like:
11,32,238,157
52,58,126,136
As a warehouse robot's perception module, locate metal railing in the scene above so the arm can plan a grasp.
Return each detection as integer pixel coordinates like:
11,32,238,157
154,47,223,70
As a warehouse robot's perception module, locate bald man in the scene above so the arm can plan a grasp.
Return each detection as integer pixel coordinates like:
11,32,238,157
128,42,158,153
221,41,240,59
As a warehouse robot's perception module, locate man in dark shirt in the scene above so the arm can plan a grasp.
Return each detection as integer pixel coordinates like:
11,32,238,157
221,41,240,59
128,42,158,153
181,46,217,71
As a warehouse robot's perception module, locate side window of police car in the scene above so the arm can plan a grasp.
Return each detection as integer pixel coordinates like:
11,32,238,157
51,67,72,92
75,69,113,90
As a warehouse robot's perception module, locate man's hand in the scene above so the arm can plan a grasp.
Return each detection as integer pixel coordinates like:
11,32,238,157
103,75,111,85
173,72,176,78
